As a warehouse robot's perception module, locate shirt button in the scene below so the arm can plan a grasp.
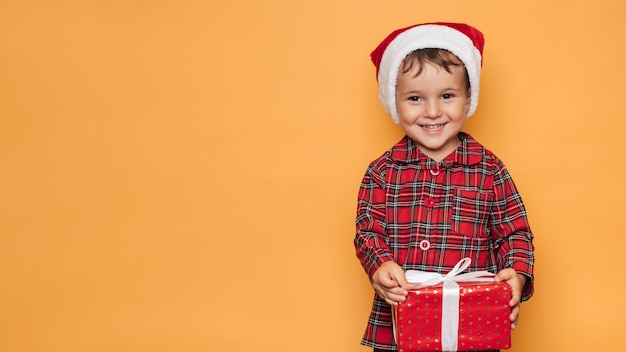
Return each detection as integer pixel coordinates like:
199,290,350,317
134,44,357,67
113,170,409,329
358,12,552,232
419,240,431,251
424,197,435,207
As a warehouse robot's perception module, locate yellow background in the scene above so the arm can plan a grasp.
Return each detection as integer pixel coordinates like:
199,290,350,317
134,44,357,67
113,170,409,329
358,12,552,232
1,1,625,351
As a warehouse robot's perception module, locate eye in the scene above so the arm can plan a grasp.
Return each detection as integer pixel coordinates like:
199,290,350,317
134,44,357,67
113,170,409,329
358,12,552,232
442,93,454,99
408,96,421,102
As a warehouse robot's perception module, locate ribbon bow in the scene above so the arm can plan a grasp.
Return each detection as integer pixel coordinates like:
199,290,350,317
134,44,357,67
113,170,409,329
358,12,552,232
405,257,495,286
404,258,496,351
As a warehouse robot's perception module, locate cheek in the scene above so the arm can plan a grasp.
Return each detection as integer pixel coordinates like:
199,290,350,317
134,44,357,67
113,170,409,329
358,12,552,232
397,104,419,122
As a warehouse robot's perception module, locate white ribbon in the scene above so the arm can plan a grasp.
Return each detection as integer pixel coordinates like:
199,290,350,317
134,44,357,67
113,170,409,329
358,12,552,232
405,258,495,352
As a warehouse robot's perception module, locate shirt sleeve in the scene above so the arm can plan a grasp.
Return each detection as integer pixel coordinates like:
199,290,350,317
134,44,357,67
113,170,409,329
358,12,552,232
354,162,394,279
490,160,535,301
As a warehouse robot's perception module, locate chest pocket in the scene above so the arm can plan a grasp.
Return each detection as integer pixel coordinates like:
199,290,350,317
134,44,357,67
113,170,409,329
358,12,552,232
451,188,493,237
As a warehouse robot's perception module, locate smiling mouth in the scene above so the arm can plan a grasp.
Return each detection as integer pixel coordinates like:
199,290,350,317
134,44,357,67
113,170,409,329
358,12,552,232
420,123,445,132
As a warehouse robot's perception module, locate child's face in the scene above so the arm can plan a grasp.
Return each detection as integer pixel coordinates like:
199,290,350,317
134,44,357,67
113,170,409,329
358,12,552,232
395,61,471,162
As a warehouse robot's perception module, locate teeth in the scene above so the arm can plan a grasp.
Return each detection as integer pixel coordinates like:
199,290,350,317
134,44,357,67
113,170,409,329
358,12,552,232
422,124,443,130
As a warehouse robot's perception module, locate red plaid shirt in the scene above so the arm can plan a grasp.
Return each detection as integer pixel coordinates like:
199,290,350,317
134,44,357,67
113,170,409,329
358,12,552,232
354,133,534,350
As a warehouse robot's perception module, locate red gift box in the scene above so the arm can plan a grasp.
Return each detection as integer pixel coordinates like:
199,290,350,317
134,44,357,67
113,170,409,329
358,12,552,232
393,281,512,352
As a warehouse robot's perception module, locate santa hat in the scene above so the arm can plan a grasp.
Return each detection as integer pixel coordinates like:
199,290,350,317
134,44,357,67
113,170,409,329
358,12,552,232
370,22,485,124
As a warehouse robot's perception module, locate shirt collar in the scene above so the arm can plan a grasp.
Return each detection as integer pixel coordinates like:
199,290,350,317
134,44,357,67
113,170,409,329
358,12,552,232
389,132,484,166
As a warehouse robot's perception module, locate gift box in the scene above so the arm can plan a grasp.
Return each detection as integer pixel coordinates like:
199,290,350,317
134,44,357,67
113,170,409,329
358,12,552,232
393,259,512,352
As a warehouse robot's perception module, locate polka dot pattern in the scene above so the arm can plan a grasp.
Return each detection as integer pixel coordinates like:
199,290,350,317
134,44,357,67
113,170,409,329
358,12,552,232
394,282,511,351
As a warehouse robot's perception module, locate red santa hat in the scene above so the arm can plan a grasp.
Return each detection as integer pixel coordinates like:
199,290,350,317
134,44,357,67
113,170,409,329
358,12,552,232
370,22,485,124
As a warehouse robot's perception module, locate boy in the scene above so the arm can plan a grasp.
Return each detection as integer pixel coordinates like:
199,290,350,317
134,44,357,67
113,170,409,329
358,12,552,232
354,22,535,351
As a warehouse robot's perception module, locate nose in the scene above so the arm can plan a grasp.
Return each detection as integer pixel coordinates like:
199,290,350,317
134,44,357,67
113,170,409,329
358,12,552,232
423,100,441,118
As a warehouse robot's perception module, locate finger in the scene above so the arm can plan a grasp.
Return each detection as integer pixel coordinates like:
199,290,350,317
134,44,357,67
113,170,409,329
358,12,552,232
384,291,409,306
374,284,409,305
509,304,520,329
494,268,513,282
372,283,389,299
380,284,409,298
378,272,401,289
384,297,399,306
509,289,521,308
374,282,405,297
393,270,412,289
511,313,520,330
385,270,413,291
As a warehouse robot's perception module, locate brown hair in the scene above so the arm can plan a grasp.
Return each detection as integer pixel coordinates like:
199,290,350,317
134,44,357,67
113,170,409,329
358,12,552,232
400,48,470,90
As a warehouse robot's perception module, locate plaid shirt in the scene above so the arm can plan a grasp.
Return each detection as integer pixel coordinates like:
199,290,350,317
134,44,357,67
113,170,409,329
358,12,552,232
354,133,534,350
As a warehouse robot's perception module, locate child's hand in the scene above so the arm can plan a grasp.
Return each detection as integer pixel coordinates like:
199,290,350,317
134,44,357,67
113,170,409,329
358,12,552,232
494,268,527,330
371,261,414,306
